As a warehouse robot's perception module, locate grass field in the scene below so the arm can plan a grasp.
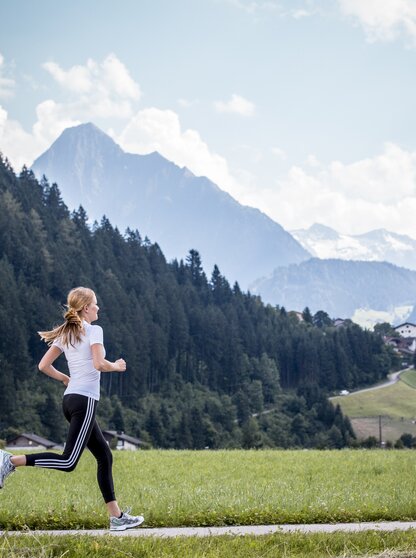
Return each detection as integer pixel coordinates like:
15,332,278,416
3,530,416,558
400,369,416,389
332,371,416,441
332,380,416,420
2,450,416,531
350,416,416,441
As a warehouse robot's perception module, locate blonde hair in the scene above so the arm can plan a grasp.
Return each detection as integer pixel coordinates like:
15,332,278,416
39,287,96,347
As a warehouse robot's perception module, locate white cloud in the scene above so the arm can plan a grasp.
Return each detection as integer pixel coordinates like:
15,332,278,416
214,94,255,116
0,105,42,169
32,100,80,148
339,0,416,43
100,54,141,100
0,99,83,170
0,54,143,169
248,142,416,238
2,52,415,242
271,147,287,160
43,61,92,93
306,154,320,167
291,9,311,19
118,107,242,197
42,53,141,119
177,98,200,108
327,143,416,203
0,53,15,99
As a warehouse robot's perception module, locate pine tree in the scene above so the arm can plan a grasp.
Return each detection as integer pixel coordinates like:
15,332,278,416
0,156,394,448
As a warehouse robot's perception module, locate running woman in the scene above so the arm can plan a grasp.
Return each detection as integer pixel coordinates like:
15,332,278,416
0,286,144,531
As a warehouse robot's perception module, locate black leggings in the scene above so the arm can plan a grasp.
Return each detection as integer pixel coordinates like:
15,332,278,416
25,394,116,503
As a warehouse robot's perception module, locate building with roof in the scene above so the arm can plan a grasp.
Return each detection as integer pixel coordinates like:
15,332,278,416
102,430,148,451
394,323,416,338
384,335,416,355
6,433,60,451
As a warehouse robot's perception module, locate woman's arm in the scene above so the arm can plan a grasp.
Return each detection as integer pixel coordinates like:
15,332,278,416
91,344,126,373
38,346,69,386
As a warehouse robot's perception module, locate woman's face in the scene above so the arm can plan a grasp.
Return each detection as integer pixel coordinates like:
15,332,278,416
84,295,100,323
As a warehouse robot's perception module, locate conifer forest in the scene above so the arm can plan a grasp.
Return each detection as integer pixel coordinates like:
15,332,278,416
0,156,395,449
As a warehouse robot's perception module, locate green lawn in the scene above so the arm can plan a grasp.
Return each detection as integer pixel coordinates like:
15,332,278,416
332,379,416,420
2,450,416,530
400,369,416,389
3,530,416,558
332,372,416,441
350,415,416,441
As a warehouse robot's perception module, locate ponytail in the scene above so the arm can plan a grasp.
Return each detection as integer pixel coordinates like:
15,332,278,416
38,287,95,347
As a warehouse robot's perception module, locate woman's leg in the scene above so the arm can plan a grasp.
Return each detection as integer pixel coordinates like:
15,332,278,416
12,395,97,472
86,421,120,516
2,403,145,529
87,424,144,529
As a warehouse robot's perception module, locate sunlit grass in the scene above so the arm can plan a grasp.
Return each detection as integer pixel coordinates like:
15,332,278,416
332,380,416,420
3,530,416,558
400,370,416,389
2,450,416,530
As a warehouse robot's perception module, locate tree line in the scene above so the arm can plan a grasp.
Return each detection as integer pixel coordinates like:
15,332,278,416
0,155,395,448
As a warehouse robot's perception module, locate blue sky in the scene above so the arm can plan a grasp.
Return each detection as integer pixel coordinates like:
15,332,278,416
1,0,416,237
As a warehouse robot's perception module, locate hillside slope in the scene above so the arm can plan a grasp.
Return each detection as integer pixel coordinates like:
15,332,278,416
32,123,310,288
251,258,416,319
332,370,416,441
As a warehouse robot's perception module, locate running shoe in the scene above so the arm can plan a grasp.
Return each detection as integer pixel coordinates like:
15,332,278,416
109,508,144,531
0,449,15,489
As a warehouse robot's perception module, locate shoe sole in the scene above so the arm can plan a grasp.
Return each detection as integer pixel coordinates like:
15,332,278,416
110,517,144,531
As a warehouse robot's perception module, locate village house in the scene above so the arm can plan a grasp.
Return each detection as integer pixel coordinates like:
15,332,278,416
394,322,416,338
102,430,148,451
384,336,416,355
6,433,61,451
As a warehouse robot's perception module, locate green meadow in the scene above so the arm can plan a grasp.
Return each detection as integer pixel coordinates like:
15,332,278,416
332,374,416,420
400,369,416,389
2,450,416,530
332,370,416,441
3,530,416,558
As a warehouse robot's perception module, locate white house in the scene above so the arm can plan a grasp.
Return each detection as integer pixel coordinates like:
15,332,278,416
102,430,147,451
394,323,416,338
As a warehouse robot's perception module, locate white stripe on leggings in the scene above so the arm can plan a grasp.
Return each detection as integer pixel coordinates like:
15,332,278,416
34,397,94,470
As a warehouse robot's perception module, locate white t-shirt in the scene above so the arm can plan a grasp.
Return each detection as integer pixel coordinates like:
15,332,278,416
52,321,105,401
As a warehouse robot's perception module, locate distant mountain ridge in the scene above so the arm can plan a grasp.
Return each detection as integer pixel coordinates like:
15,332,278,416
32,123,310,288
291,223,416,270
250,258,416,320
32,123,416,324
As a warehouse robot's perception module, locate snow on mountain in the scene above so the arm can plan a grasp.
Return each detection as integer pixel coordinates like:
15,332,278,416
291,223,416,270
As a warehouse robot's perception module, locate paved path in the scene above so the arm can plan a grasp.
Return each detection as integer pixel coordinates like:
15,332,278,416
349,370,404,395
3,521,416,537
330,368,409,400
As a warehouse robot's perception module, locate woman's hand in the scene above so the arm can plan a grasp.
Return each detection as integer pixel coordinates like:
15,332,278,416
114,358,126,372
62,375,70,386
91,344,127,372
